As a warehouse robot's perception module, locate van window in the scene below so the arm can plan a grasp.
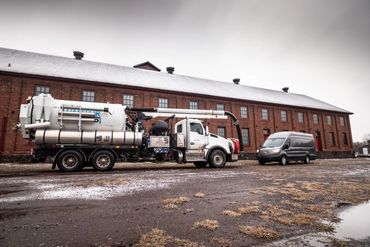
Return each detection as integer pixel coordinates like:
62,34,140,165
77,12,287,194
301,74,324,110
262,138,285,148
291,137,313,147
177,124,183,133
190,123,203,135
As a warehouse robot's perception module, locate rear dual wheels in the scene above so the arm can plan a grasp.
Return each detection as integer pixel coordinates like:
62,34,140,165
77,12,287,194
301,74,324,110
56,150,84,172
91,150,115,171
56,149,115,172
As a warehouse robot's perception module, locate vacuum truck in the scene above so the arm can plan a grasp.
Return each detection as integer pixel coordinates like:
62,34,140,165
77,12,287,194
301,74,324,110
17,94,243,172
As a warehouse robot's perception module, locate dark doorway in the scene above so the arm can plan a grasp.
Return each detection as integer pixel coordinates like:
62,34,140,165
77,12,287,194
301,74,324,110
315,130,322,151
0,117,7,153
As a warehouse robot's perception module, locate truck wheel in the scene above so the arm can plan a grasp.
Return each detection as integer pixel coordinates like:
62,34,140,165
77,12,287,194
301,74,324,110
56,150,84,172
304,155,310,164
279,155,288,166
91,150,115,171
193,161,207,168
208,149,226,168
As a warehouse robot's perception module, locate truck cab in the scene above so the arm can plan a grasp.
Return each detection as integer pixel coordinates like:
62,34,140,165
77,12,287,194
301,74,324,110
174,119,239,168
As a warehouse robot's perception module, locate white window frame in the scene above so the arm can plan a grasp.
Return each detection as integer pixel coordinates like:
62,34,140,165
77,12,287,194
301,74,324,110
240,106,248,118
327,115,332,125
158,98,168,108
82,90,95,102
35,85,50,96
280,110,287,122
242,128,249,145
298,112,304,123
189,101,198,110
313,114,319,124
123,94,134,107
216,103,224,111
261,108,269,120
217,127,226,137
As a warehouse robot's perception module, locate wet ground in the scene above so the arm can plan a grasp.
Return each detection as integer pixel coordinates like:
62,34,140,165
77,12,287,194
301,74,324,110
1,159,370,246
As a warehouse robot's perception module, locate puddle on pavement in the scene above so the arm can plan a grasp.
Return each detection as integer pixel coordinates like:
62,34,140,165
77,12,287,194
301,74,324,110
334,200,370,240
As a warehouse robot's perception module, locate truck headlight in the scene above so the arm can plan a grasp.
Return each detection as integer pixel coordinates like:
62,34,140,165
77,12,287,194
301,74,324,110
271,148,280,154
256,149,259,153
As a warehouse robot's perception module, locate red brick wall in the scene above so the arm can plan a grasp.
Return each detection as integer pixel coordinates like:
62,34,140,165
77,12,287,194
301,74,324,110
0,72,353,155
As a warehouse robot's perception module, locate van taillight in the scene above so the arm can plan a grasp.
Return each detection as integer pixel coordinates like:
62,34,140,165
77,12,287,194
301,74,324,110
232,139,240,154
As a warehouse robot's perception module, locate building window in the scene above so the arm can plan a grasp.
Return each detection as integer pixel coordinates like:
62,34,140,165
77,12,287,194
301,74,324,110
158,98,168,108
339,116,345,126
280,110,287,122
298,112,304,123
327,115,332,125
240,106,248,118
123,94,134,107
261,108,269,120
263,129,270,140
217,127,226,137
329,132,335,146
342,132,348,145
35,85,50,96
216,103,224,111
82,91,95,102
242,128,249,145
313,114,319,124
189,101,198,110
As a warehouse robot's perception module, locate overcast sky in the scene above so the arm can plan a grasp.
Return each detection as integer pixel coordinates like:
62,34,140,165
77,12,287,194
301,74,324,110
1,0,369,141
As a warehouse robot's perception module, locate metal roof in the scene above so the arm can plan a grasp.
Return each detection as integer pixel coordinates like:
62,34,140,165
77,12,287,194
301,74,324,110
0,47,350,113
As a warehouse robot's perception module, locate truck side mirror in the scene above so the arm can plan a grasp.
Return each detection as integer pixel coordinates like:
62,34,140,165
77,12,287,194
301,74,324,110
283,144,289,150
205,126,209,136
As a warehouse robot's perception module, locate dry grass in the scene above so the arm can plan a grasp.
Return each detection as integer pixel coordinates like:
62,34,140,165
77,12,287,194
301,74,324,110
239,225,279,240
193,219,219,231
238,205,260,214
162,196,190,209
222,210,242,217
209,237,232,247
137,228,203,247
194,192,205,198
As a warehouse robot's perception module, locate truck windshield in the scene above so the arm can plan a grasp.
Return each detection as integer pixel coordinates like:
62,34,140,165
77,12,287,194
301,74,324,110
262,138,285,148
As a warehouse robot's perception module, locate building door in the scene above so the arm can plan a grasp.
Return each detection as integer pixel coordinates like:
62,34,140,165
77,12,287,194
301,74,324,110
0,117,7,153
315,131,322,151
263,129,270,141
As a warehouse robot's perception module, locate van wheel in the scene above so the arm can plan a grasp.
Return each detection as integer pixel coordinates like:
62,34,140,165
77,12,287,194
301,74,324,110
57,150,84,172
279,155,288,166
209,150,226,168
193,161,207,168
91,150,115,171
258,160,265,165
304,155,310,164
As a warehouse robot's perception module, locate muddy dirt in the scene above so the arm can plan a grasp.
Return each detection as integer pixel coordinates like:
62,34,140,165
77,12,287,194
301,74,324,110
1,159,370,246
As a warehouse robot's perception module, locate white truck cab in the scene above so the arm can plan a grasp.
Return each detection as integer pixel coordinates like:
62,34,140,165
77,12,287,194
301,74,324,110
174,119,238,168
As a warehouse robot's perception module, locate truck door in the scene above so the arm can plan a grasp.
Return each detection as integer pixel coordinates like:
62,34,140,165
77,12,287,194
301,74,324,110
188,122,207,150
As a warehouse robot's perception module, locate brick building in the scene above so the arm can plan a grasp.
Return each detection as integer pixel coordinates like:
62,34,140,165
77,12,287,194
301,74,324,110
0,47,353,159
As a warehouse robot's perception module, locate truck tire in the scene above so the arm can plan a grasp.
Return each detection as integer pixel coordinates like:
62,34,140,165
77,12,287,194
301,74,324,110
279,155,288,166
91,150,115,171
304,155,310,164
56,150,84,172
193,161,207,168
208,149,226,168
258,160,266,165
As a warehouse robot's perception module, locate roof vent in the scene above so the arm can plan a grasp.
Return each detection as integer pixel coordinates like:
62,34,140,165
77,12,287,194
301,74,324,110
282,87,289,93
166,66,174,74
73,51,84,60
233,78,240,84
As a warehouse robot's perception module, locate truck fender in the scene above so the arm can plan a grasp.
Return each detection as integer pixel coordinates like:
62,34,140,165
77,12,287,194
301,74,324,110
88,148,118,162
52,148,87,169
205,146,229,161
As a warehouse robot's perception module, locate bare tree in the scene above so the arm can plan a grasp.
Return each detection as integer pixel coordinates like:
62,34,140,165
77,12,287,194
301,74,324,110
362,133,370,142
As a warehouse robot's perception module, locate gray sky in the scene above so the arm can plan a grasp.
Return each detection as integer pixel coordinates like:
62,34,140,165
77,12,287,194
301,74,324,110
1,0,369,142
